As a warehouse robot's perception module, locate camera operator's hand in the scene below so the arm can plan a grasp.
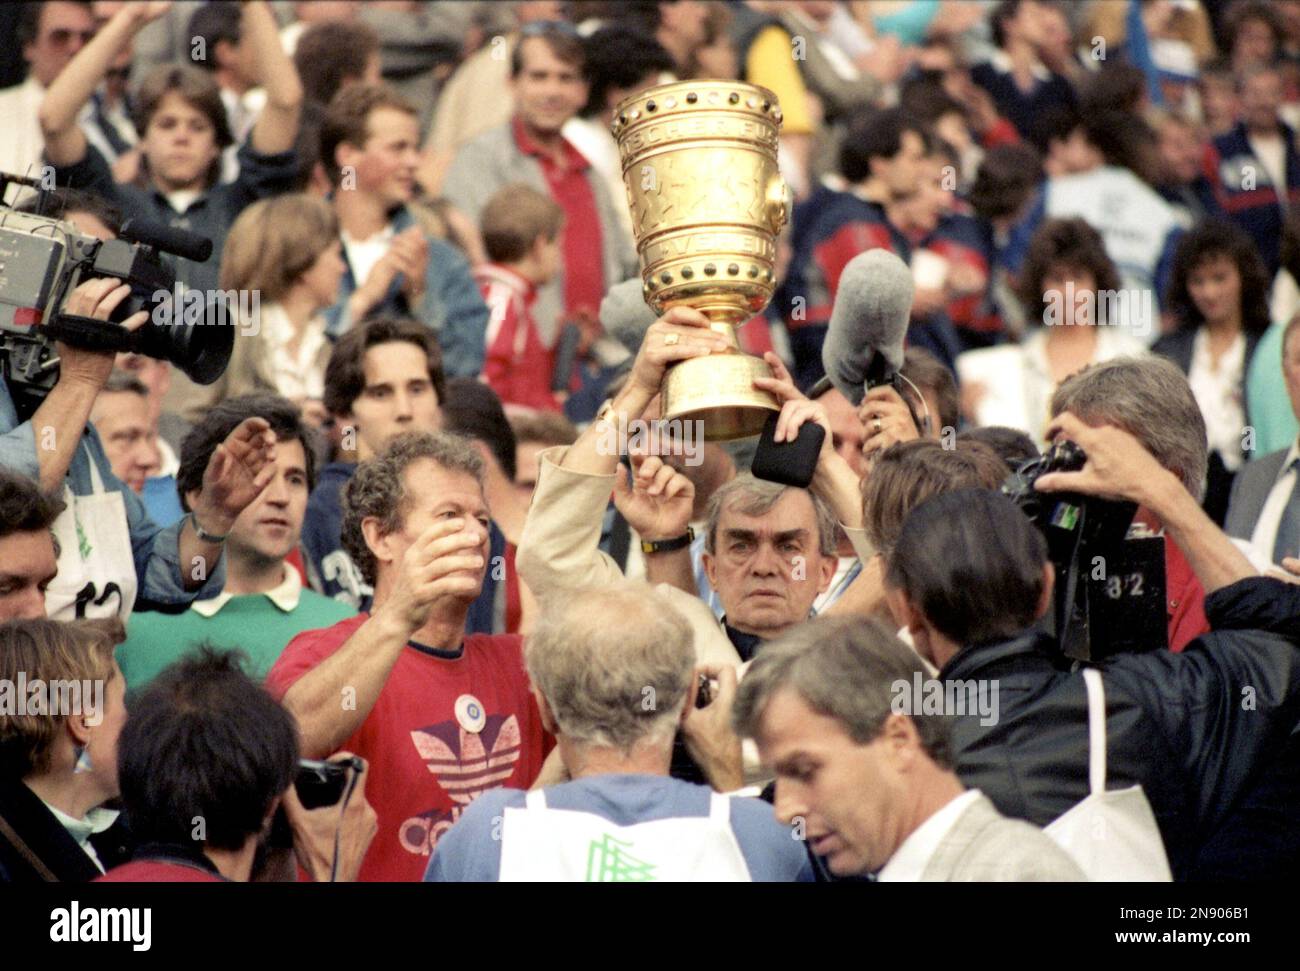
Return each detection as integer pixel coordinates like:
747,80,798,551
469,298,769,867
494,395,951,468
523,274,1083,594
1038,411,1256,596
612,452,694,543
194,417,278,535
26,279,152,490
282,753,378,883
382,517,488,634
682,664,745,793
1035,412,1174,506
57,278,151,393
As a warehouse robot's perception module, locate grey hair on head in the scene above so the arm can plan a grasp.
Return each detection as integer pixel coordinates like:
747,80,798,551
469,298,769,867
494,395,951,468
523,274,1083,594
525,581,696,752
704,474,839,558
1050,355,1208,498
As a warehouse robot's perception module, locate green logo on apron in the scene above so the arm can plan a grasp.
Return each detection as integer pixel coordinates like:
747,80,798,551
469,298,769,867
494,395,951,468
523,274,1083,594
585,833,656,882
75,514,92,560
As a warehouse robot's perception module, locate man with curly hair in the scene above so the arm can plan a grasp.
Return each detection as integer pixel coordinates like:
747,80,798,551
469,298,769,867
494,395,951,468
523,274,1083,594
265,431,553,882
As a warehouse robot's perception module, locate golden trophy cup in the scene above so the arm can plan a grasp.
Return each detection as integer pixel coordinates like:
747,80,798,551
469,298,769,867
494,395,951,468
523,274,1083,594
612,79,791,440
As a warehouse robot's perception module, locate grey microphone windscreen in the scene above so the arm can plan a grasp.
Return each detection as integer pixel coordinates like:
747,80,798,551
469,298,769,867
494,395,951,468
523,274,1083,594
821,248,914,406
601,277,658,355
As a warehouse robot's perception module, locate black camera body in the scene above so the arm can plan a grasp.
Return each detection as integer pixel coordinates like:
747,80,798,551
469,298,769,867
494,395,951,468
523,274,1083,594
1003,440,1168,661
295,757,363,810
0,173,233,420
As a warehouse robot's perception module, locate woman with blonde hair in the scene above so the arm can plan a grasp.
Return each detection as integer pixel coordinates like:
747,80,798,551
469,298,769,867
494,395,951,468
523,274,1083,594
193,193,346,427
0,618,131,882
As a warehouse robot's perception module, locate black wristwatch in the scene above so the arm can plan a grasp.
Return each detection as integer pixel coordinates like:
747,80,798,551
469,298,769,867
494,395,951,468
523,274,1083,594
640,527,694,555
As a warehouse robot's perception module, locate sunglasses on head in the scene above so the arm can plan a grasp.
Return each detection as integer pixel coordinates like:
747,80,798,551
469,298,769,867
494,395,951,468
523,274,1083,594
46,28,97,47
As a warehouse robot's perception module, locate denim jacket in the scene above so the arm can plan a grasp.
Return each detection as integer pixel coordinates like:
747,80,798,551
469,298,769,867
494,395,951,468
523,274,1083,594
0,378,226,611
322,205,488,378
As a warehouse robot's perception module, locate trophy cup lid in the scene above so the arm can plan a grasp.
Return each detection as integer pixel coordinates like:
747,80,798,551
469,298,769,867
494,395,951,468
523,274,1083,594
609,80,784,140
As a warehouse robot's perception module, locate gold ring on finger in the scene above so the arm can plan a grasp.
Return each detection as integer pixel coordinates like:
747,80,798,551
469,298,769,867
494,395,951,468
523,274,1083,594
873,418,883,434
663,333,680,346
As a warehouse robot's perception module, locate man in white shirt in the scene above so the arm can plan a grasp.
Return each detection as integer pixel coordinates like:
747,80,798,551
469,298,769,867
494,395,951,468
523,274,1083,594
0,1,96,197
320,83,489,377
1227,314,1300,565
733,615,1085,881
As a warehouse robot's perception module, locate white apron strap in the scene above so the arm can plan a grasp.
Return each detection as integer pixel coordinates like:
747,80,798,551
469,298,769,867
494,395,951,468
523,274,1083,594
1081,668,1107,795
85,443,107,494
525,788,547,811
708,792,731,825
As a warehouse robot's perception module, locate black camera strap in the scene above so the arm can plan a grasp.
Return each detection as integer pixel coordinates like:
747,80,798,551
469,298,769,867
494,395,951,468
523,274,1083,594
42,314,137,354
330,766,363,883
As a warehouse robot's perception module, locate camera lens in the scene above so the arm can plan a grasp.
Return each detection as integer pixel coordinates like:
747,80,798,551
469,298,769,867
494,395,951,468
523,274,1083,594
130,290,234,385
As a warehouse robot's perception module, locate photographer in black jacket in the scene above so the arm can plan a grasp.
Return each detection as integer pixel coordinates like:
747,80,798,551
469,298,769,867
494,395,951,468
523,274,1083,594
882,409,1300,879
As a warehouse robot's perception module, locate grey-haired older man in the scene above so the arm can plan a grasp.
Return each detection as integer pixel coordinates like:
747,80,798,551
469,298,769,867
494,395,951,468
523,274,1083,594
516,307,845,669
425,581,815,882
733,615,1086,881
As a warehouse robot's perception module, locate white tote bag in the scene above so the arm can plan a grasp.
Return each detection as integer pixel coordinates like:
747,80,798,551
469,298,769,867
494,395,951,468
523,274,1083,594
1043,668,1173,881
44,444,139,621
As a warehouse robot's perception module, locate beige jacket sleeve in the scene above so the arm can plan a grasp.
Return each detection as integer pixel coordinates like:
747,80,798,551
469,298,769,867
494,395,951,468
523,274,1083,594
516,445,741,672
841,523,873,562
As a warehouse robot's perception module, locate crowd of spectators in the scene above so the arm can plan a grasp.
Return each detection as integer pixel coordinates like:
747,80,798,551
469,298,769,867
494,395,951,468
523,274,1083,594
3,0,1300,885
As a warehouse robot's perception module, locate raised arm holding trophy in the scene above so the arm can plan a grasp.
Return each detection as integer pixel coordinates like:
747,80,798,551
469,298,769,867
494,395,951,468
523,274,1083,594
612,80,791,441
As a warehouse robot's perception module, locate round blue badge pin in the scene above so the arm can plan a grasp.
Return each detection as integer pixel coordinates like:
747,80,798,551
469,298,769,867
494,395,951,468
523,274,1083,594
455,693,486,733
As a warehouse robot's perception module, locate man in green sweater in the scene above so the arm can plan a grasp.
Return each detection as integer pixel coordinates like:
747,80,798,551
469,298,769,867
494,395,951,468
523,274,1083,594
118,394,355,692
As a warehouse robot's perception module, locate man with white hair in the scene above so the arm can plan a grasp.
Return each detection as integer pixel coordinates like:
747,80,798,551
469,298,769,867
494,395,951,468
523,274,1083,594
424,582,815,882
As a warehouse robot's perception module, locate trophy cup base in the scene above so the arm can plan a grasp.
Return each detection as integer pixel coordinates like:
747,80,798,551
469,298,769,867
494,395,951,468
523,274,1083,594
661,352,779,442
